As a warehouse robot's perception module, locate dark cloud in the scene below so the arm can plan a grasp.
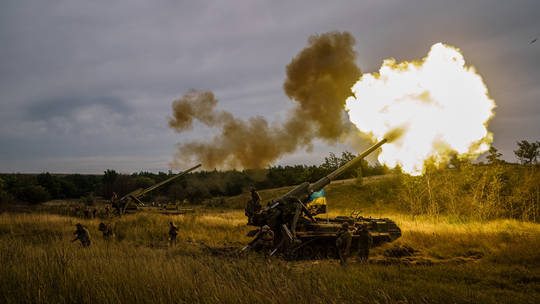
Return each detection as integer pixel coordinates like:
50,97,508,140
0,0,539,173
25,96,132,120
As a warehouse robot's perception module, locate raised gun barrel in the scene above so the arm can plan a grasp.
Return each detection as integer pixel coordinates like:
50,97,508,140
276,138,387,204
310,138,387,192
118,164,201,213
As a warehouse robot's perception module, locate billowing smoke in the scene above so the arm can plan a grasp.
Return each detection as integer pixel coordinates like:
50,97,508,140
169,31,361,169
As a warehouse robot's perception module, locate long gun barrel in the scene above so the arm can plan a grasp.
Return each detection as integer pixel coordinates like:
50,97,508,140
310,138,387,192
120,164,201,201
277,138,387,203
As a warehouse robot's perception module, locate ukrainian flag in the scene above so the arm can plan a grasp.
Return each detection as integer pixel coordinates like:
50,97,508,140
308,189,327,214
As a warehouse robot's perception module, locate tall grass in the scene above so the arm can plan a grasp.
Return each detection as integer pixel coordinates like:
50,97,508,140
1,211,539,303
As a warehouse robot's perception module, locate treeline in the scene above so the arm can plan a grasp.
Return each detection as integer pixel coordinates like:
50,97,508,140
0,151,388,205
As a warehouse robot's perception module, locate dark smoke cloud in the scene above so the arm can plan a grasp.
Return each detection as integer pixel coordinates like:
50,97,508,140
283,31,360,140
169,31,362,169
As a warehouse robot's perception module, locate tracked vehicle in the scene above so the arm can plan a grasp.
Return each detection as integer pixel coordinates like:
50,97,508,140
246,139,401,260
113,164,201,215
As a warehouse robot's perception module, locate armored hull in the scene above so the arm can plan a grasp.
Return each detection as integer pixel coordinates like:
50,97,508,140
284,216,401,260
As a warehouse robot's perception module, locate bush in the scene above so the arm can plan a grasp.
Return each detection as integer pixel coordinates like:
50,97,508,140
22,185,51,204
398,164,540,222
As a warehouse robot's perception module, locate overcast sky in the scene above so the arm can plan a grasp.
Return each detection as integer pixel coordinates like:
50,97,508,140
1,0,539,173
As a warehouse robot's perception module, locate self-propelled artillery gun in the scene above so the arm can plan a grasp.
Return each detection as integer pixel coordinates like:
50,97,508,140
112,164,201,215
245,139,401,260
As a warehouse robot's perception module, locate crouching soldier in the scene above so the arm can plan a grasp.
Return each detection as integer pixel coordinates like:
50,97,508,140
336,222,352,264
249,225,274,257
98,222,114,240
72,223,91,247
168,221,179,247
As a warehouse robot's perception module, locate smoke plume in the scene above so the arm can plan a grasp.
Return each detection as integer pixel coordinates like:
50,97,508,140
169,31,361,169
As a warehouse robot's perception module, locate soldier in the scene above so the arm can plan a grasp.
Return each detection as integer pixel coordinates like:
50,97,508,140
75,204,82,217
245,188,262,225
168,221,179,247
355,223,372,260
249,225,274,257
83,207,91,219
111,192,122,215
104,204,111,218
336,222,352,264
251,187,261,205
98,222,114,240
72,223,91,247
92,208,98,219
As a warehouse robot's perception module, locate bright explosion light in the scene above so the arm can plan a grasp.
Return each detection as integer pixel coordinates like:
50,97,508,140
346,43,496,175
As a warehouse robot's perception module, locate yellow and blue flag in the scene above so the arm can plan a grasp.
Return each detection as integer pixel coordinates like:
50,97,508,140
307,189,327,215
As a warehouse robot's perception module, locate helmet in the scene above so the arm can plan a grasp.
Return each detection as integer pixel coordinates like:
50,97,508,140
76,223,82,228
262,225,270,231
341,222,349,229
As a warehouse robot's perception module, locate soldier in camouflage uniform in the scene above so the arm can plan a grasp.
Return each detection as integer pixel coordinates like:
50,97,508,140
336,222,352,264
104,204,111,218
245,188,262,225
168,221,179,247
75,205,82,217
98,222,114,240
355,223,372,260
111,192,122,215
72,223,91,247
250,225,274,257
251,188,261,205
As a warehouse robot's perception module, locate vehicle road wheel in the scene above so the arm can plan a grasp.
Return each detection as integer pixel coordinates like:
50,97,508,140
301,244,316,260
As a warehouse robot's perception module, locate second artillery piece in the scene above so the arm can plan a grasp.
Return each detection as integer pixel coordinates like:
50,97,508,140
112,164,201,215
245,138,401,260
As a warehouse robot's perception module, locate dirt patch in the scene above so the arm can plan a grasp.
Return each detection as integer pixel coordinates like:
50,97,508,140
383,244,417,258
370,244,482,266
199,242,244,257
369,255,482,266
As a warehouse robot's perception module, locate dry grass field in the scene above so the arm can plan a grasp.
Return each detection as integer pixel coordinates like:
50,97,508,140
1,201,539,303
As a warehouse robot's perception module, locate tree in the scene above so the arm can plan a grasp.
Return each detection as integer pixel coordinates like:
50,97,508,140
487,146,503,165
102,169,118,198
321,153,340,172
0,177,13,205
37,173,62,198
23,185,51,204
514,140,540,165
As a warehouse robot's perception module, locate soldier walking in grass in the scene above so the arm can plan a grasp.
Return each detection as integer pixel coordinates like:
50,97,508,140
72,223,91,247
75,204,82,217
98,222,114,240
336,222,352,264
104,204,111,218
168,221,179,247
